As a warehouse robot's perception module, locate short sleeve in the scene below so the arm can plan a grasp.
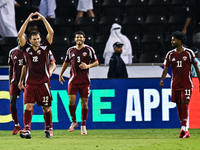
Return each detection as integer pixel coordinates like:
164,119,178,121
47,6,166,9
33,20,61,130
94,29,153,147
65,48,71,63
49,50,56,63
88,47,98,63
163,52,171,68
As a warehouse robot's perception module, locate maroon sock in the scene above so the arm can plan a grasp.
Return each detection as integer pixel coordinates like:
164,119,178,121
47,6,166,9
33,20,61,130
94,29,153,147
10,105,19,124
44,111,51,130
69,105,76,122
176,105,182,123
43,112,46,127
181,103,189,126
49,109,53,129
81,108,88,126
44,109,53,128
24,110,32,131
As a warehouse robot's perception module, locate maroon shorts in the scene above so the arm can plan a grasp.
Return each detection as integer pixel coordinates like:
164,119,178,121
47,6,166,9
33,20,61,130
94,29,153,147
171,88,193,104
68,83,90,98
10,84,21,96
24,83,52,106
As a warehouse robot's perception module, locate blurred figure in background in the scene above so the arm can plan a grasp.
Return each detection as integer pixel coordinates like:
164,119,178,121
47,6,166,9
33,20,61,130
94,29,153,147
107,42,128,79
0,0,18,37
103,23,132,65
75,0,95,24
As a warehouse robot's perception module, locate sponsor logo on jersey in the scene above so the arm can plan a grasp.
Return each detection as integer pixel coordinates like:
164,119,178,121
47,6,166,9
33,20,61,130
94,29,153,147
82,52,87,57
72,53,75,57
37,50,41,54
14,56,17,59
182,56,187,61
172,58,176,61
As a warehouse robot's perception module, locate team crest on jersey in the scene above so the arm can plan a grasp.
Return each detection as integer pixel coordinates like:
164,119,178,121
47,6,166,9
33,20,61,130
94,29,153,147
37,50,41,54
182,56,187,61
82,52,87,57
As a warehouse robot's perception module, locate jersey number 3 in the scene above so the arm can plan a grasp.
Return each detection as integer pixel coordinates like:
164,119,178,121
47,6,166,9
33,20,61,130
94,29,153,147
77,56,81,63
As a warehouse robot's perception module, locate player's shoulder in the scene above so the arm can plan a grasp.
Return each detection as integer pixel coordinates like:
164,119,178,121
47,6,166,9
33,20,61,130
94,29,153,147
84,44,95,52
184,47,194,53
9,46,19,56
165,48,176,56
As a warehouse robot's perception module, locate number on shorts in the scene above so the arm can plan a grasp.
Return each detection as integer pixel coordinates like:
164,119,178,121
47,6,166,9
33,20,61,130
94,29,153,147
185,89,190,96
42,96,49,103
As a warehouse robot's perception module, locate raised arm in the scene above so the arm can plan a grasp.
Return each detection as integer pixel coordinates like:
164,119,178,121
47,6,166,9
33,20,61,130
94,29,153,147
34,12,54,44
18,13,35,47
59,62,70,85
159,67,169,87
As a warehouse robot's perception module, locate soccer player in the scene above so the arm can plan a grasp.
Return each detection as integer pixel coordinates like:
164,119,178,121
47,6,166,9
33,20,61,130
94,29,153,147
159,31,200,138
17,12,54,139
59,31,99,135
8,35,27,135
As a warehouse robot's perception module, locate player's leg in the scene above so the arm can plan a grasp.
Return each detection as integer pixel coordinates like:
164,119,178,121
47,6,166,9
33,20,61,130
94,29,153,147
68,95,78,131
179,88,192,138
79,84,90,135
10,95,21,134
80,97,88,135
42,106,52,138
20,103,34,139
19,84,35,139
43,108,53,136
68,83,79,131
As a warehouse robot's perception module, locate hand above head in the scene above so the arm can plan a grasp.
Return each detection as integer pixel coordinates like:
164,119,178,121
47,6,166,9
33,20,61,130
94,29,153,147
33,12,45,21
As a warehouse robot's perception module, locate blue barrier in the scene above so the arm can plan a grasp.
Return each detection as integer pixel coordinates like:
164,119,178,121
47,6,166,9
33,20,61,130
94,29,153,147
0,78,180,130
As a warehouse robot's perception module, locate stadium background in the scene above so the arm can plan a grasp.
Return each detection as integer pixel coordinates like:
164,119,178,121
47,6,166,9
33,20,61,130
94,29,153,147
0,0,200,130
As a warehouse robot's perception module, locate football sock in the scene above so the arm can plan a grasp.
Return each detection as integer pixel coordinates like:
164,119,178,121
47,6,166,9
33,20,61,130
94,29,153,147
81,108,88,126
44,111,51,130
24,110,32,131
10,105,19,124
176,105,182,124
44,109,53,129
181,103,188,127
69,105,76,122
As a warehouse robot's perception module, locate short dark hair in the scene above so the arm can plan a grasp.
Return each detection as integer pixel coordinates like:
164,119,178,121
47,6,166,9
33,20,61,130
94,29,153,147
74,31,85,37
29,30,40,39
172,31,187,44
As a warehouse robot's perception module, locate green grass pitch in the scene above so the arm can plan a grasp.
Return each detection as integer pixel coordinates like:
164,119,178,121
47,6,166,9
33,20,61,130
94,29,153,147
0,129,200,150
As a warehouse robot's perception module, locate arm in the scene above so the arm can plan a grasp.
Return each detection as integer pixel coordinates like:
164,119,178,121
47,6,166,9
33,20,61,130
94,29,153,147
159,67,169,87
107,57,117,78
18,13,35,47
193,63,200,81
79,60,99,69
9,65,13,86
49,61,56,77
34,12,54,44
18,65,26,90
59,62,69,85
182,18,191,34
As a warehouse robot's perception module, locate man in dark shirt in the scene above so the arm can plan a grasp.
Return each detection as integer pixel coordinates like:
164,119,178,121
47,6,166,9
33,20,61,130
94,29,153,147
107,42,128,78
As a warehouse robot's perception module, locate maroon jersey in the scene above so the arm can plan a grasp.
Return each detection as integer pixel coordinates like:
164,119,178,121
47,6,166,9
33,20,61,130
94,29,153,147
164,48,197,90
23,40,52,84
8,46,24,86
65,44,98,84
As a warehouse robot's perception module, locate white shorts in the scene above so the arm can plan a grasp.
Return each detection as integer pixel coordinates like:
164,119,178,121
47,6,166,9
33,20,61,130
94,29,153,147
77,0,93,12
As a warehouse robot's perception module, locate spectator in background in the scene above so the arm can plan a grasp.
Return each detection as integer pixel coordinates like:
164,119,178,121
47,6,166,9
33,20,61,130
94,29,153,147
38,0,56,36
107,42,128,79
182,0,197,48
103,23,132,65
75,0,95,24
0,0,18,37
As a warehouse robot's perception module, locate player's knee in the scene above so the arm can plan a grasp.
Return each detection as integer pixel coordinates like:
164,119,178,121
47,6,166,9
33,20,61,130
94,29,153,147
42,106,50,113
10,100,16,106
10,96,17,106
25,103,33,111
